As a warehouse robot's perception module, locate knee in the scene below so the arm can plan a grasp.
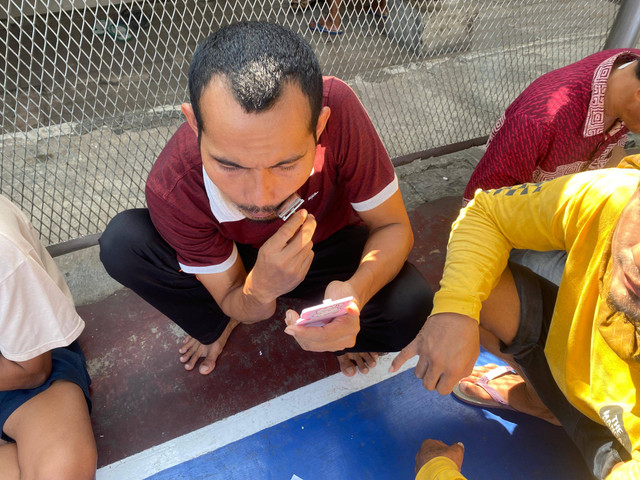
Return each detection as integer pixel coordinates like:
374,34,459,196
386,265,434,321
99,209,152,277
23,442,97,480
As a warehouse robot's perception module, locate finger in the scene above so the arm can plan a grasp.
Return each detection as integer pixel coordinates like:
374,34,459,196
284,309,299,327
435,372,460,395
449,442,465,469
389,340,418,372
414,357,429,380
273,209,309,247
294,213,317,245
422,365,443,391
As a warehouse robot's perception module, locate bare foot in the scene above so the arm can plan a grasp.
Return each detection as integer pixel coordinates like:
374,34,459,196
337,352,379,376
178,319,239,375
457,364,560,425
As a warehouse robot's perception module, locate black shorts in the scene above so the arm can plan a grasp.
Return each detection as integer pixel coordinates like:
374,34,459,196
503,262,629,479
0,341,92,442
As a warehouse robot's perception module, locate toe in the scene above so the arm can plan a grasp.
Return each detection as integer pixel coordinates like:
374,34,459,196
199,359,216,375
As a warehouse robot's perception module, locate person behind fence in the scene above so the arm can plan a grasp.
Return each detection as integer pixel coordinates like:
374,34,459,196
99,21,433,378
0,194,96,479
391,161,640,479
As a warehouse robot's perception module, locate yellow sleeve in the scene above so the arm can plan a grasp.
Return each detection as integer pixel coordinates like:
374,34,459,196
605,457,640,479
416,457,466,480
432,169,640,321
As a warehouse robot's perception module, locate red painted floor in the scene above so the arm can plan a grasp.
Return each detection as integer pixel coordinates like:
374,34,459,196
76,195,463,467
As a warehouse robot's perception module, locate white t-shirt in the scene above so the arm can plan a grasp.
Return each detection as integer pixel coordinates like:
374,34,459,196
0,195,84,362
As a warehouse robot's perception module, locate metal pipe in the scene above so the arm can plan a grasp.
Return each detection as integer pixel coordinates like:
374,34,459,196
392,136,488,168
46,233,102,257
604,0,640,50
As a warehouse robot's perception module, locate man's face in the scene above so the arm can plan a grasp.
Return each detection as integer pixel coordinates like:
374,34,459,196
608,189,640,326
194,79,323,222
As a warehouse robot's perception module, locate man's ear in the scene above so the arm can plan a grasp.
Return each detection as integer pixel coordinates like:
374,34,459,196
315,106,331,140
181,103,199,137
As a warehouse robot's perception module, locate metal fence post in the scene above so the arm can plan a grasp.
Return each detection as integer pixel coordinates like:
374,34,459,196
604,0,640,49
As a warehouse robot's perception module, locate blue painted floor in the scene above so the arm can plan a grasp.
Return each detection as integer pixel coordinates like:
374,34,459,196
147,352,591,480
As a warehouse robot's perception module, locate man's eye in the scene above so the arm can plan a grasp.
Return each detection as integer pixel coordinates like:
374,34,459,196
277,164,297,171
219,164,240,171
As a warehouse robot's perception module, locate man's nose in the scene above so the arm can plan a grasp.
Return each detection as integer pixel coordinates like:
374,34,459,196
249,170,278,208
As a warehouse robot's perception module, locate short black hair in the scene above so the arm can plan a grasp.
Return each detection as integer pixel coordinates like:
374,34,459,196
188,21,323,139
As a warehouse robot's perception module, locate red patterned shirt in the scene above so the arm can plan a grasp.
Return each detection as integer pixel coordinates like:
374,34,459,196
464,49,640,203
146,77,397,274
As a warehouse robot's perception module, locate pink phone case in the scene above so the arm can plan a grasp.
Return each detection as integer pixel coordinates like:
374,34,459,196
296,296,354,327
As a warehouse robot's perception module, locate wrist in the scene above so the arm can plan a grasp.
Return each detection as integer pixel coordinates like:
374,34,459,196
243,270,276,306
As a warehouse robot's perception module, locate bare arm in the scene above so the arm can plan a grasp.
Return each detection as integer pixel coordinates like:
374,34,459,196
284,190,414,352
197,209,317,324
0,351,52,391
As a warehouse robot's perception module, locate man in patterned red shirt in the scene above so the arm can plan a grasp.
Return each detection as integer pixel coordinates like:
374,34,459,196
99,22,432,377
464,48,640,205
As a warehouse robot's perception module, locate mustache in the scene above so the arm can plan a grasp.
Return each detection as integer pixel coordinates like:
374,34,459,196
237,198,289,215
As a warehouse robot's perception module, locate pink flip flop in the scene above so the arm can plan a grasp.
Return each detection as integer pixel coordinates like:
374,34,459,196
452,365,517,410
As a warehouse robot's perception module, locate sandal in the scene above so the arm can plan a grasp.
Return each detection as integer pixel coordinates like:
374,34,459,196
452,365,517,410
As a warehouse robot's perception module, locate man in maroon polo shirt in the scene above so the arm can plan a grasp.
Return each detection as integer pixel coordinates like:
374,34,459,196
99,21,432,377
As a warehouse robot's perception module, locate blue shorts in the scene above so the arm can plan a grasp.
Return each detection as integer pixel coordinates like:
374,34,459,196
0,341,92,442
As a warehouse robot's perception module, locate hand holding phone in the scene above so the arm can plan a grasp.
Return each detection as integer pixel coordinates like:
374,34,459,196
296,296,355,327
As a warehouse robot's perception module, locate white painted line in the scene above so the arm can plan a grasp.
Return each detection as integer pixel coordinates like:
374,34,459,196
96,354,419,480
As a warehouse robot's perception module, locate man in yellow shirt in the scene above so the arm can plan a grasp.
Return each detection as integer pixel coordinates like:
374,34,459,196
393,162,640,479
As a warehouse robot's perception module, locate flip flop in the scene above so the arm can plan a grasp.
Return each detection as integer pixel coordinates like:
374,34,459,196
106,19,134,42
452,365,517,410
93,18,110,36
309,21,344,35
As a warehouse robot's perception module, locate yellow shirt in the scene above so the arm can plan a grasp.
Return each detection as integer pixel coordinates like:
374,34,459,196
415,457,465,480
432,165,640,478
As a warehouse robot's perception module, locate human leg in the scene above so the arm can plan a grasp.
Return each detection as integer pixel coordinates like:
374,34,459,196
100,209,231,344
0,344,95,479
469,262,628,479
309,0,343,34
100,209,239,374
2,381,96,480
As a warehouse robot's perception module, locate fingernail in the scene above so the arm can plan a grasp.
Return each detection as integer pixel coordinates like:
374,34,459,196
284,328,295,336
347,367,355,375
456,442,464,448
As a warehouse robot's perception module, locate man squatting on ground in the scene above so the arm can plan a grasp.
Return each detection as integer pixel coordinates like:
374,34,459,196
99,21,433,377
393,162,640,479
0,195,96,479
455,49,640,433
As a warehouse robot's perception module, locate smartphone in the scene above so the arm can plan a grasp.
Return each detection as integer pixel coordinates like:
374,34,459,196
296,296,355,327
277,193,304,221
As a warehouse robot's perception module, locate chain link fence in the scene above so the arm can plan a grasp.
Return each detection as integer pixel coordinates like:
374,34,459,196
0,0,623,249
